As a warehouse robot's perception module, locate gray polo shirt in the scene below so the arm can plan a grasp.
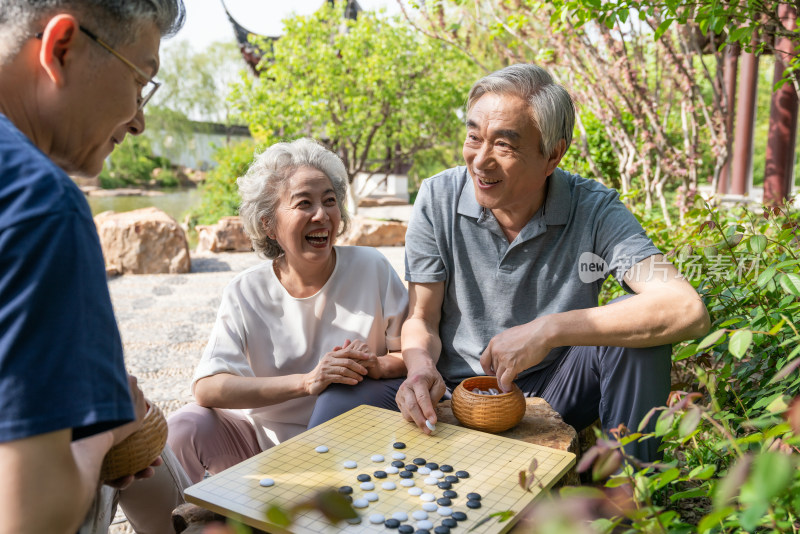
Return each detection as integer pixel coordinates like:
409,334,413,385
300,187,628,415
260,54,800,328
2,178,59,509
404,166,661,383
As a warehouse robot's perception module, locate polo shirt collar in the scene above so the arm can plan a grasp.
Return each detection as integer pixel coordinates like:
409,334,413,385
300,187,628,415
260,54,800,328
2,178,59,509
456,167,572,226
544,168,571,225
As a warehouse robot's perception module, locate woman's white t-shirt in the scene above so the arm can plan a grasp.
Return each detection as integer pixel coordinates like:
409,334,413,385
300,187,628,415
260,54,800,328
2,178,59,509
193,246,408,449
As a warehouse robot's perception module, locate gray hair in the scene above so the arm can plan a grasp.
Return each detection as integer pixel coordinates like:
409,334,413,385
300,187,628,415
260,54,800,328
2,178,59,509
467,64,575,157
238,138,350,259
0,0,186,61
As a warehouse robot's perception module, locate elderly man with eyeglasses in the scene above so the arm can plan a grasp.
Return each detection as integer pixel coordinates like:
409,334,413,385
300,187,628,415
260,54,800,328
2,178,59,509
0,2,188,533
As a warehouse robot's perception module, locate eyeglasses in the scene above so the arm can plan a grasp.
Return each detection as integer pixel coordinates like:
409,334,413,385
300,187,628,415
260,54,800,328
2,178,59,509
35,25,160,111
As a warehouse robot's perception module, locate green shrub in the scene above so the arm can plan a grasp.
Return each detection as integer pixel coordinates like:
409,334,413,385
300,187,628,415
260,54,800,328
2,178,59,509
98,135,175,188
188,140,260,227
517,198,800,533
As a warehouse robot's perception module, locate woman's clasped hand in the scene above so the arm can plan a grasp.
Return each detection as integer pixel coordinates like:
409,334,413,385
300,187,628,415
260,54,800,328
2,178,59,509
305,339,377,394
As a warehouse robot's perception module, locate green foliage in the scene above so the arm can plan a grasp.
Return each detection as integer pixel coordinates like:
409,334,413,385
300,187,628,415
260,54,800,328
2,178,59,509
561,111,624,190
150,40,244,124
98,135,176,189
536,197,800,532
187,140,259,227
230,2,477,193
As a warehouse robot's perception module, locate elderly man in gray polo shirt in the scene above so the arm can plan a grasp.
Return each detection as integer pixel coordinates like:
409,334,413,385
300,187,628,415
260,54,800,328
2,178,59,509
396,64,710,462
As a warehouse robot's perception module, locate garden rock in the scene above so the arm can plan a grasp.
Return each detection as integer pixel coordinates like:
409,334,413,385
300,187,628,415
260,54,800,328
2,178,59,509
195,216,252,253
339,215,407,247
94,207,191,275
437,397,580,486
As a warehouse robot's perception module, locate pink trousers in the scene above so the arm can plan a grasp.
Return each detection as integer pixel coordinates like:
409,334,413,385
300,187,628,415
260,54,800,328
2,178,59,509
167,403,263,484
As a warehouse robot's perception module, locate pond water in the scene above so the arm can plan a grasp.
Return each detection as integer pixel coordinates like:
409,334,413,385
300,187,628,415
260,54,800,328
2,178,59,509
87,188,203,222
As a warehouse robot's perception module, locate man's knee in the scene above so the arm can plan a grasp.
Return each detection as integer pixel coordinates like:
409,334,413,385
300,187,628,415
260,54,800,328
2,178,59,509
604,343,672,377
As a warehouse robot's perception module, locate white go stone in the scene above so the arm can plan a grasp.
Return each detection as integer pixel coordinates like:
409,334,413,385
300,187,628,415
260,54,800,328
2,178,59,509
424,477,438,485
259,478,274,487
346,517,361,524
360,482,375,491
382,481,397,490
411,510,428,520
400,479,415,487
437,507,453,516
392,452,406,460
420,493,435,502
417,520,434,530
431,470,444,479
422,502,438,512
408,487,423,496
369,514,385,524
386,466,400,474
417,467,431,475
425,419,436,432
371,454,385,462
315,445,329,453
343,460,357,469
364,492,379,502
392,512,408,522
353,498,368,508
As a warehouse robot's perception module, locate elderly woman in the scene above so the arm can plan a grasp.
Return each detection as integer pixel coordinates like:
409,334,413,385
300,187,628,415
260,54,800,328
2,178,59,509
168,138,408,482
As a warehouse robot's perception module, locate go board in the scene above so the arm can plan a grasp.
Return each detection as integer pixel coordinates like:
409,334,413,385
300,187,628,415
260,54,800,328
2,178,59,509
185,405,575,533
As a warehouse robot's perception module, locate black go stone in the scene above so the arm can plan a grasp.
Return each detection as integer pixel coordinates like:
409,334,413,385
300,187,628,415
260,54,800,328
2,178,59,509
391,460,405,468
436,497,452,506
338,486,353,495
393,442,406,449
415,530,431,534
442,518,458,528
385,518,401,529
343,495,353,503
451,511,467,522
442,490,457,499
398,526,414,534
434,527,450,534
399,470,414,479
356,474,371,482
466,499,482,509
437,481,452,490
425,462,439,470
404,464,418,472
413,457,426,465
374,470,387,479
467,492,482,501
439,464,453,472
455,470,470,479
444,475,459,484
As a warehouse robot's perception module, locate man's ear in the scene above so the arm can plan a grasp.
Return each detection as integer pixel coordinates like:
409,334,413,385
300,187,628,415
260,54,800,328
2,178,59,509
38,14,80,87
545,138,567,176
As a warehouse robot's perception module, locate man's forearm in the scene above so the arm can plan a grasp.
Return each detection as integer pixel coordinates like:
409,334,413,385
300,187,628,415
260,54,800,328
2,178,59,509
401,317,442,374
545,289,710,350
0,430,112,534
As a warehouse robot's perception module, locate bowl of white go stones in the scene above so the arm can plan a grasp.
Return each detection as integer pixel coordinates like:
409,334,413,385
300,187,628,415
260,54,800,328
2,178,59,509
451,376,526,433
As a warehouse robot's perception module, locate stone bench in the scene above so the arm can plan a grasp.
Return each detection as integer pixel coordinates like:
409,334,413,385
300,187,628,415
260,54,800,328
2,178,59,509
435,397,583,487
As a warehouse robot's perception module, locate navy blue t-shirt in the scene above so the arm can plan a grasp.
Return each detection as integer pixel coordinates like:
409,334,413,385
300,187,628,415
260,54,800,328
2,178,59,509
0,113,134,442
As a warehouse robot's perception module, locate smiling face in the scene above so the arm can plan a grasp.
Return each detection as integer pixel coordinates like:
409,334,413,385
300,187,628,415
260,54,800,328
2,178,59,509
270,166,342,271
53,21,161,177
462,92,563,227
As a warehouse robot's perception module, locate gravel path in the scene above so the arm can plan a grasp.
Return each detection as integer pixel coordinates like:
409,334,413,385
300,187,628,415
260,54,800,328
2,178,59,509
107,246,406,532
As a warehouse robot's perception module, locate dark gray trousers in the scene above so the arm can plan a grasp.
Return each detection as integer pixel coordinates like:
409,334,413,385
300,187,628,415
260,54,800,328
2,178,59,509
308,340,671,463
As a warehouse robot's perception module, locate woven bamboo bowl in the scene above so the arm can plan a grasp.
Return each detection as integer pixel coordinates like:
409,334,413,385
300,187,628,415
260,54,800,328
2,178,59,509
451,376,526,433
100,403,167,481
